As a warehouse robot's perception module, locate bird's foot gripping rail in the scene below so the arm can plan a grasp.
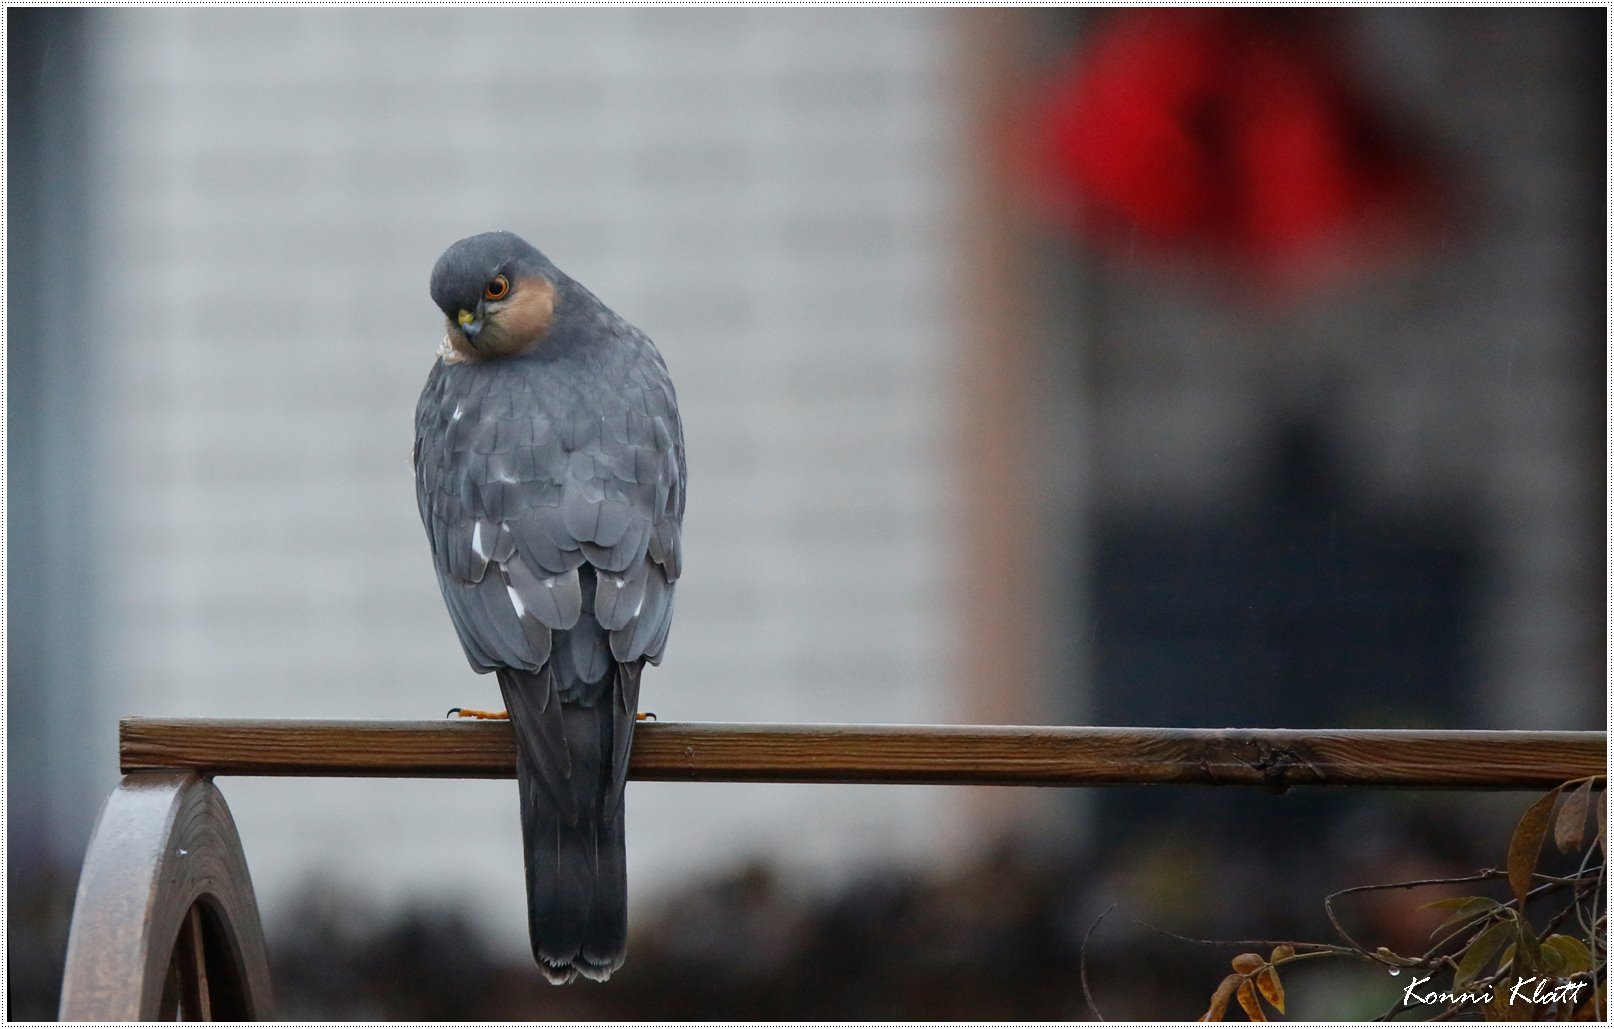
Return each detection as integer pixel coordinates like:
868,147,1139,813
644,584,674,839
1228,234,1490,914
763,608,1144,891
58,718,1606,1019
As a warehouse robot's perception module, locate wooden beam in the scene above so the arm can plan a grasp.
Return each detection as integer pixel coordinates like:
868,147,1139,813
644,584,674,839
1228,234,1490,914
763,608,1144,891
119,718,1603,791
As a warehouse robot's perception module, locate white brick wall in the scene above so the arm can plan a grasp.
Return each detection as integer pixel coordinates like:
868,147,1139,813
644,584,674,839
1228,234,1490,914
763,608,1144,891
88,9,963,951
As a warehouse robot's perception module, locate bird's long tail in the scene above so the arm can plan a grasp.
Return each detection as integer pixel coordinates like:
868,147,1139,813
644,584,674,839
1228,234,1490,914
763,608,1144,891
497,660,641,984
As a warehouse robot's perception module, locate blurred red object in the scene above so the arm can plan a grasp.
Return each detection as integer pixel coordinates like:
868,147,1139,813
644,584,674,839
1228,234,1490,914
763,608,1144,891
1035,10,1436,296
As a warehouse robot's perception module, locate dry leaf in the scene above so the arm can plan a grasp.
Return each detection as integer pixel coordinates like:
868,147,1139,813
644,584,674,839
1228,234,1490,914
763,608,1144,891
1489,976,1536,1021
1507,788,1560,908
1540,934,1593,975
1269,944,1295,964
1571,985,1604,1021
1483,980,1510,1021
1231,952,1264,974
1255,964,1286,1014
1596,786,1606,855
1201,973,1241,1021
1555,778,1592,852
1454,920,1512,989
1513,921,1543,977
1423,896,1502,937
1538,938,1566,975
1236,977,1267,1021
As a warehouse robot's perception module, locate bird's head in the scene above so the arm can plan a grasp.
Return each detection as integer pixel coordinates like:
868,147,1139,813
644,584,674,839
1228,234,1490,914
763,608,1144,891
430,231,559,362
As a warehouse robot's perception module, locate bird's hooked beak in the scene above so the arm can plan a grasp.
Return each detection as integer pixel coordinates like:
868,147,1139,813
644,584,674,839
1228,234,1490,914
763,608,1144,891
457,308,482,345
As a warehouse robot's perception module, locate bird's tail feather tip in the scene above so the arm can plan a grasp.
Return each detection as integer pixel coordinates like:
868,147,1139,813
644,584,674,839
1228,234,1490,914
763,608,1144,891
575,962,619,984
538,960,578,986
537,953,623,986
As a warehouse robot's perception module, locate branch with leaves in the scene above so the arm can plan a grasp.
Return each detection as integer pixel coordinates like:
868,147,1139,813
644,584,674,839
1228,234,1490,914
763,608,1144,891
1201,946,1296,1021
1194,777,1605,1021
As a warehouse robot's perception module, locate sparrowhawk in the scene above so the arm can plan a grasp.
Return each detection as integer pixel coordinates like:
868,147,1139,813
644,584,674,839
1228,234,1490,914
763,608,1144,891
414,231,686,983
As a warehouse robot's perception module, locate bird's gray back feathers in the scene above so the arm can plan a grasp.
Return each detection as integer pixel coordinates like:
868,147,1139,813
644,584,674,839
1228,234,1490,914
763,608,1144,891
414,289,684,691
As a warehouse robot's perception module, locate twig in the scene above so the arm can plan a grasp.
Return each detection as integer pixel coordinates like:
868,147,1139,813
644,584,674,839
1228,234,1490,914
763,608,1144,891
1136,921,1356,958
1326,866,1602,970
1079,904,1115,1021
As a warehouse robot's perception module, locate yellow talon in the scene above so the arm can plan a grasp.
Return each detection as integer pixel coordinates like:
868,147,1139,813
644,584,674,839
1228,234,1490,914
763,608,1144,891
447,707,510,720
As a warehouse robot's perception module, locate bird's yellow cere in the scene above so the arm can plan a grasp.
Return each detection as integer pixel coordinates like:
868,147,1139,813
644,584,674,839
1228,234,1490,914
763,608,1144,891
457,309,476,326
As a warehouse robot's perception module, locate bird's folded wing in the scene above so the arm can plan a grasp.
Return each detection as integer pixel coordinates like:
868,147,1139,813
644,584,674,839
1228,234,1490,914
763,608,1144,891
415,358,685,673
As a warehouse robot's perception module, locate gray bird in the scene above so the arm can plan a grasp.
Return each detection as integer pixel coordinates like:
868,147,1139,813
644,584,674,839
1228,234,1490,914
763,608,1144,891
413,231,685,983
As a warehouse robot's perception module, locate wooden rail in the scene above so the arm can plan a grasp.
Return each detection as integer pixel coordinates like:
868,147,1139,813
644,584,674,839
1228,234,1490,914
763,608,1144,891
121,718,1604,790
65,718,1605,1020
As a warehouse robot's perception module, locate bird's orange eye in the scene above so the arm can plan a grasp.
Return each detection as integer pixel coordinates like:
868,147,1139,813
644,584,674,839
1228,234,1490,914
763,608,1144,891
484,275,510,301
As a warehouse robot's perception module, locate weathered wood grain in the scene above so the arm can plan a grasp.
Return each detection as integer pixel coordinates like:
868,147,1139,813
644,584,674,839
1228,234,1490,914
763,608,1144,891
120,719,1605,790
